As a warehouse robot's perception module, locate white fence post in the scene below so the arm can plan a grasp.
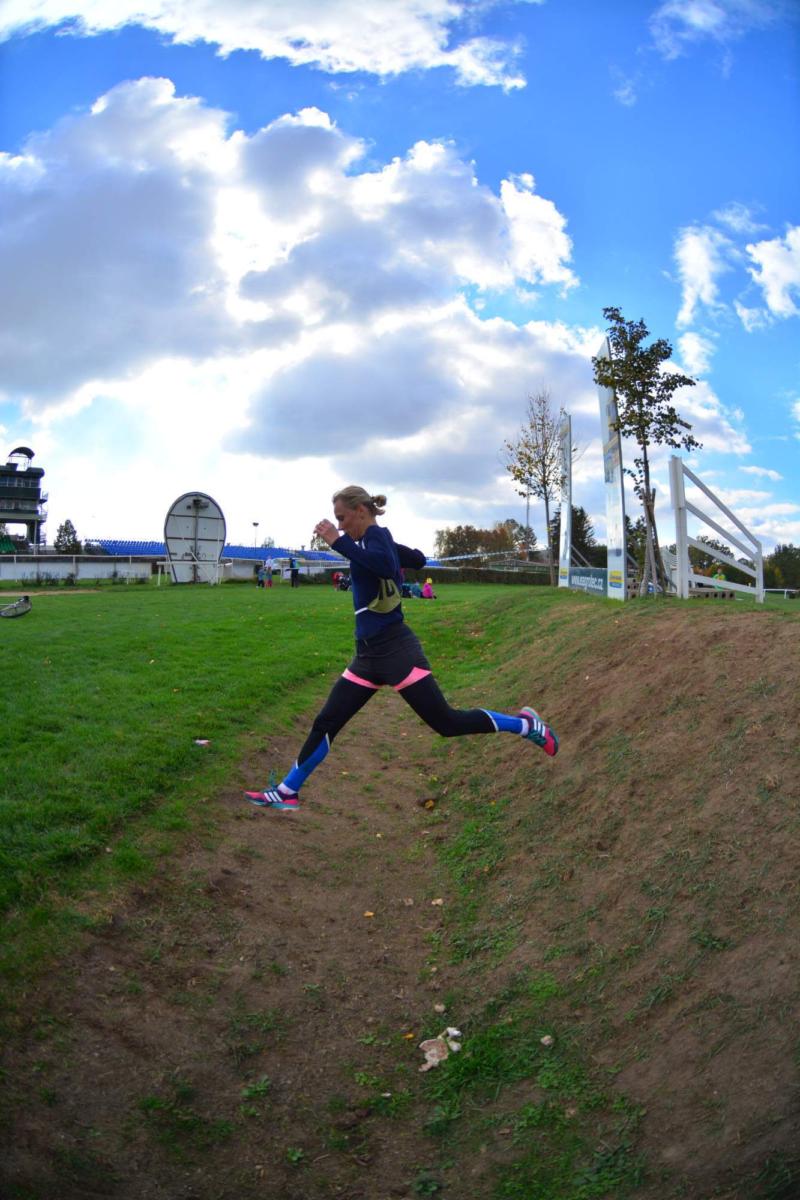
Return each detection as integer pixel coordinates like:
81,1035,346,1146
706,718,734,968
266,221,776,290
669,456,689,600
670,455,764,603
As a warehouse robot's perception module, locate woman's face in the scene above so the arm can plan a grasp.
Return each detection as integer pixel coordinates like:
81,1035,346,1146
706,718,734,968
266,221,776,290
334,501,371,540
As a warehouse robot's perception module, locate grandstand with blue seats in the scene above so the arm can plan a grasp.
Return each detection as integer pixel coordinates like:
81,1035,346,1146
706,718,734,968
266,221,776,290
98,539,343,562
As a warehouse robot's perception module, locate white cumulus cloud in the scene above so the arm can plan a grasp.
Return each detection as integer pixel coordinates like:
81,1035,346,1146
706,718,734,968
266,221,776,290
745,225,800,319
711,201,767,235
0,0,539,89
0,78,241,405
733,299,769,331
678,330,716,375
740,464,783,480
674,224,733,326
0,80,580,413
500,175,577,293
672,379,750,455
650,0,790,59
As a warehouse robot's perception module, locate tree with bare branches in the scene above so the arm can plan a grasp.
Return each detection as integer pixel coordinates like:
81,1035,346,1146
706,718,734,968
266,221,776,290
502,388,567,586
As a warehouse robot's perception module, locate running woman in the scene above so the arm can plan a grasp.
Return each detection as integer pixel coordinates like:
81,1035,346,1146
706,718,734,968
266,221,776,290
245,486,558,811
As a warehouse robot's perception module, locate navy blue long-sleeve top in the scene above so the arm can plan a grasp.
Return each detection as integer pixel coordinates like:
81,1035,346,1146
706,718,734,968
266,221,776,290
332,524,426,640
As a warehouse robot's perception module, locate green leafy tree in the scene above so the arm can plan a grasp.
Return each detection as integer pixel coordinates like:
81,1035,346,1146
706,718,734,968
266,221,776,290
434,520,534,560
626,514,648,577
689,536,752,585
54,519,82,554
0,527,28,553
593,307,699,595
503,388,567,585
482,521,516,553
0,522,18,554
550,506,603,567
689,535,733,573
434,525,483,558
765,544,800,590
498,517,537,555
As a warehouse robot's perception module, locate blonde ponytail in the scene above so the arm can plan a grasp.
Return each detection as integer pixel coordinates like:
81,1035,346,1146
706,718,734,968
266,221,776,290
333,485,387,516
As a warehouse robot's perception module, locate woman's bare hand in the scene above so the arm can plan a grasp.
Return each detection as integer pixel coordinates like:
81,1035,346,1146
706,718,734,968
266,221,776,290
314,519,339,546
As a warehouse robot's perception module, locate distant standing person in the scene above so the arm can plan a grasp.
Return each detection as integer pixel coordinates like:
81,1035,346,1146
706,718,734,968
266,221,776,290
289,554,299,588
246,486,558,811
264,556,274,589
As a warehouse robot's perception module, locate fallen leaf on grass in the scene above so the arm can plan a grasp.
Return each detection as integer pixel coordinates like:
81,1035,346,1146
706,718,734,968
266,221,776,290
418,1039,448,1072
363,911,375,918
418,1027,462,1071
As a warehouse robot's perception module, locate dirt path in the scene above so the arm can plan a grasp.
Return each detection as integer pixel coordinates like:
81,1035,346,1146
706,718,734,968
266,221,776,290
3,692,467,1200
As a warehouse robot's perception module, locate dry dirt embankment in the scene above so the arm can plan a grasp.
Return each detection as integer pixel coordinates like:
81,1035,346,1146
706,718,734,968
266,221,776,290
1,598,798,1200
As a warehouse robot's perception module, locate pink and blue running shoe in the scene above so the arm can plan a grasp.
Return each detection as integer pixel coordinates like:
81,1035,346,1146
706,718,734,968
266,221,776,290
519,706,559,757
244,788,299,811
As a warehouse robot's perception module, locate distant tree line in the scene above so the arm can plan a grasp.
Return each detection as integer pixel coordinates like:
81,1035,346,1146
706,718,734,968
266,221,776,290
435,508,604,567
434,518,536,560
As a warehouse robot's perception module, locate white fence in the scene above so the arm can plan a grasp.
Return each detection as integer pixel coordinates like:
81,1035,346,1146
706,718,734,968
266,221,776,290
0,555,151,583
669,456,764,603
0,554,337,585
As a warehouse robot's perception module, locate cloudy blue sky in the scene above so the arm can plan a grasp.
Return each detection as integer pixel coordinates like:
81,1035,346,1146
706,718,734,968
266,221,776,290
1,0,798,554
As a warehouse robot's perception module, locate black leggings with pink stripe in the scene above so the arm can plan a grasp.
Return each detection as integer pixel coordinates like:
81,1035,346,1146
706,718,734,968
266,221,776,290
296,622,493,764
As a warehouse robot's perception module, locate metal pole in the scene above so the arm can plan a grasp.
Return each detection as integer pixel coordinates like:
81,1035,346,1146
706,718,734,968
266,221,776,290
525,490,530,558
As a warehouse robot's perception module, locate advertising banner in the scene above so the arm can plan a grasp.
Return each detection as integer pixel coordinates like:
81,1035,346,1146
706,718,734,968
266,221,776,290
569,567,607,595
557,413,572,588
596,338,627,601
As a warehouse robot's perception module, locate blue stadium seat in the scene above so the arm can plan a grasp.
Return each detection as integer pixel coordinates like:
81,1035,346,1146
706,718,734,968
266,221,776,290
96,539,343,562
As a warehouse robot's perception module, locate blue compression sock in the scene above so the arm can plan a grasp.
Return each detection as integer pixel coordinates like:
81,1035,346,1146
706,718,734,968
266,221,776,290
282,734,331,793
482,710,527,735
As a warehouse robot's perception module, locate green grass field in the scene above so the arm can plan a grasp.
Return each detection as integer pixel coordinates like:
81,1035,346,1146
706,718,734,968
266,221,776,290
0,582,568,982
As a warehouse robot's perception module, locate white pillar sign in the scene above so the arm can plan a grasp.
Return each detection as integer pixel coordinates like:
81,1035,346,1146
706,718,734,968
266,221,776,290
596,338,627,601
558,413,571,588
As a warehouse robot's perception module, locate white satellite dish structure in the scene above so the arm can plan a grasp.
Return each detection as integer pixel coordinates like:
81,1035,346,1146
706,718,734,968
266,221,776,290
164,492,226,584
